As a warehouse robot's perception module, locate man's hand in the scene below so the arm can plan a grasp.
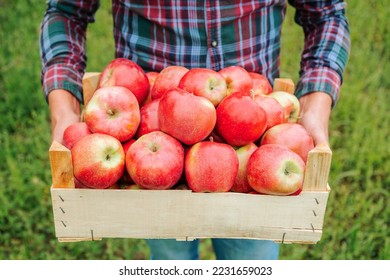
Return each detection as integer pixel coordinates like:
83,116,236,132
48,89,81,145
298,92,332,147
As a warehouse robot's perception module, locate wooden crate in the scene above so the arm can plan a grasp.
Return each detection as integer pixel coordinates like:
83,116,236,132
48,74,332,244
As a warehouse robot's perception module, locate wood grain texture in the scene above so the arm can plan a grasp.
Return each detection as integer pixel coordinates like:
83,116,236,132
273,78,295,94
51,188,329,244
82,72,101,107
49,141,74,189
302,144,332,192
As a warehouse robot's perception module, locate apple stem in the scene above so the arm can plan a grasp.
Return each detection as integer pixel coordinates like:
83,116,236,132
106,154,111,161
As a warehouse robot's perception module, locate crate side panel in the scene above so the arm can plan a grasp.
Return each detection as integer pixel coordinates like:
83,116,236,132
51,188,328,242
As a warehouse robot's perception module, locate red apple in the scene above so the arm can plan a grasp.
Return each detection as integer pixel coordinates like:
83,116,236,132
253,94,285,130
119,138,136,184
215,92,267,146
231,142,258,193
185,141,239,192
126,131,184,190
71,133,125,189
269,91,300,123
248,72,273,95
158,87,216,145
260,123,314,162
74,177,90,189
84,86,140,142
122,138,136,155
98,58,149,104
63,122,92,149
219,66,253,96
247,144,305,195
290,188,303,196
151,66,189,100
135,99,160,138
141,71,160,106
178,68,227,106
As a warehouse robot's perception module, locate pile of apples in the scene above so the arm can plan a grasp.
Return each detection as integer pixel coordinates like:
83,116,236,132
64,58,314,196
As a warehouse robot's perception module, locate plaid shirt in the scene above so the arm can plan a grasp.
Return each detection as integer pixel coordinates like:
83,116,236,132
40,0,350,106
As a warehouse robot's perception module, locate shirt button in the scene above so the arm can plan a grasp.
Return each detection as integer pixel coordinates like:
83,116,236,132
211,40,218,48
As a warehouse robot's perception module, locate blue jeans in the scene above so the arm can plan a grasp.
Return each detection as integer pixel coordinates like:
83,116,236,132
147,239,279,260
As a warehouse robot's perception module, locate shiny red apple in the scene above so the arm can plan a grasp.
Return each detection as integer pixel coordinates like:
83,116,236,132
63,122,92,149
71,133,125,189
247,144,305,195
84,86,140,142
135,99,160,139
126,131,184,190
248,72,273,95
185,141,239,192
260,123,314,162
158,87,216,145
98,58,149,104
178,68,227,106
151,65,189,100
215,92,267,146
253,94,285,130
219,66,253,96
231,142,258,193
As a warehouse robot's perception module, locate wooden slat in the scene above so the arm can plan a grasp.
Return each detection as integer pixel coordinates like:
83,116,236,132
302,144,332,192
273,78,295,94
82,72,101,107
49,141,74,189
51,188,329,243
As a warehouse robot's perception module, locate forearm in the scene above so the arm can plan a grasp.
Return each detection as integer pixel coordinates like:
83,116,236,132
299,92,332,146
48,89,81,144
290,0,351,107
39,0,99,103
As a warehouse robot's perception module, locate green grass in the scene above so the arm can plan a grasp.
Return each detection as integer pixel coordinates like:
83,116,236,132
0,0,388,260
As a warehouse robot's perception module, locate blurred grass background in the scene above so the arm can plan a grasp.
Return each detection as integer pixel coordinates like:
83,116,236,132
0,0,388,260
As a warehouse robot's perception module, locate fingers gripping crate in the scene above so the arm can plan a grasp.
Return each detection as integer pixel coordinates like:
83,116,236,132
48,74,332,244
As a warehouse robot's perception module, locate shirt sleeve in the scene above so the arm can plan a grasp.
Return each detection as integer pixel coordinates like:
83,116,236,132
288,0,351,107
39,0,100,104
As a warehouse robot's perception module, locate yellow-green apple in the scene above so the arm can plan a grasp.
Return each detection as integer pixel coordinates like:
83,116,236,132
215,92,267,146
135,99,160,139
98,58,149,104
63,122,92,149
84,86,140,142
158,87,216,145
248,72,272,95
178,68,227,106
253,94,285,130
151,65,189,100
126,131,184,190
269,91,300,123
141,71,160,106
247,144,305,195
185,141,239,192
71,133,125,189
219,66,253,96
260,123,314,162
231,142,258,193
